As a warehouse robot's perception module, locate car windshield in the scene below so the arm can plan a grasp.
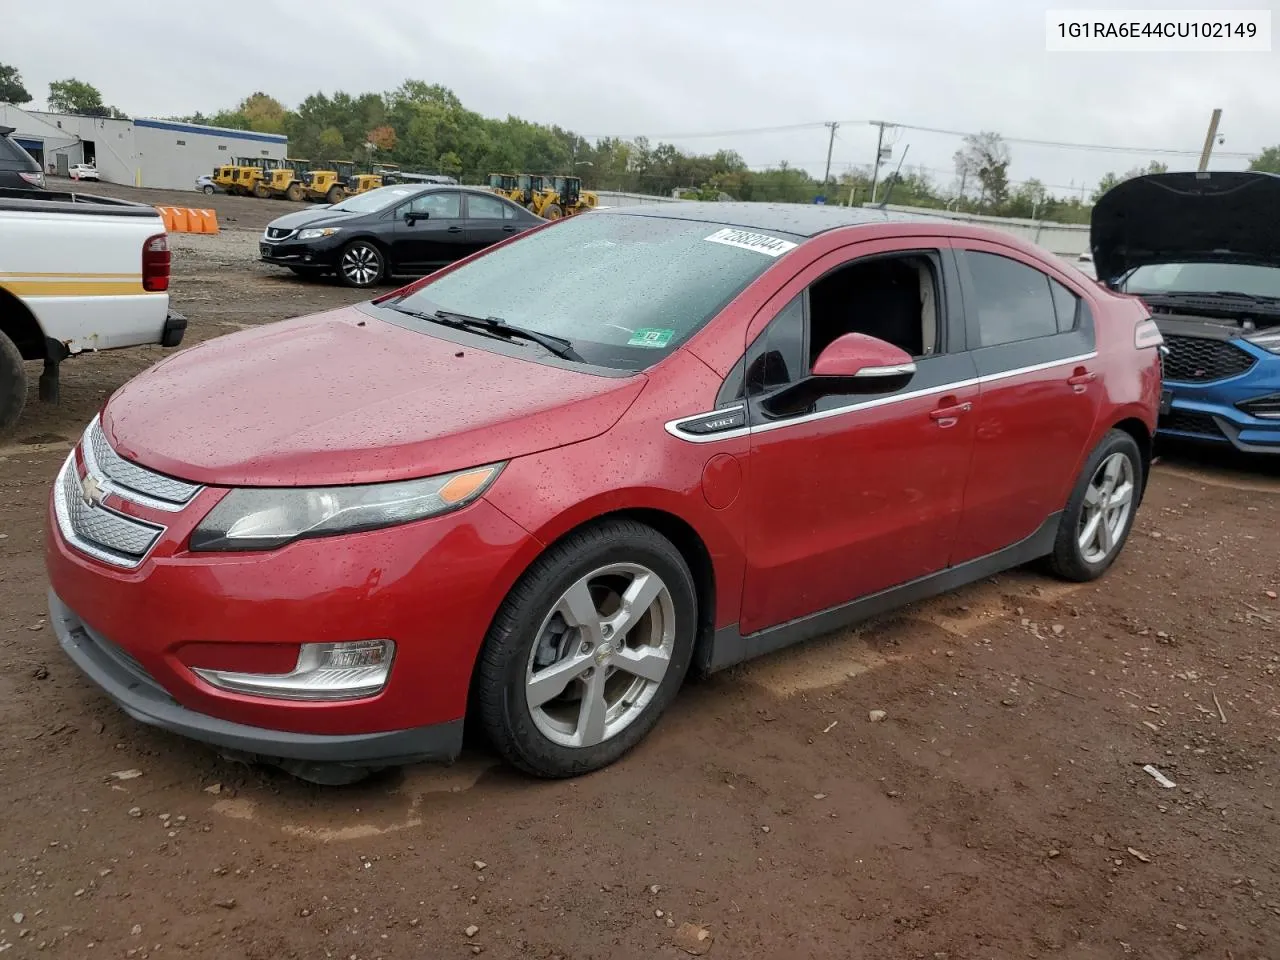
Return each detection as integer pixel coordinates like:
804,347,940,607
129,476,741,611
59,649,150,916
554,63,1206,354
1122,262,1280,300
393,213,798,370
330,185,420,214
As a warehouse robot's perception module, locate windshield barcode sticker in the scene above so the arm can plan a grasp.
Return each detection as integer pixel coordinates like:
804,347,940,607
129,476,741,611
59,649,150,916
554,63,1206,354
704,228,798,258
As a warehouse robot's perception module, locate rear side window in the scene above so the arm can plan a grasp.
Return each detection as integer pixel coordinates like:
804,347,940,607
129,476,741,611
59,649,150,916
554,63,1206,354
966,252,1058,347
1049,278,1080,333
468,194,507,220
0,136,34,165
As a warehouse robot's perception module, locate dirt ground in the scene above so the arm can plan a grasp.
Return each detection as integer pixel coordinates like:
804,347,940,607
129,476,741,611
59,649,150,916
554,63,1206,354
2,188,1279,959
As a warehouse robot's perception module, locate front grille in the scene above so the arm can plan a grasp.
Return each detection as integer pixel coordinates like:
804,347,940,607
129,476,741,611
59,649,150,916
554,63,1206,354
264,227,295,241
85,420,200,509
1161,335,1256,383
54,417,204,569
1159,410,1224,438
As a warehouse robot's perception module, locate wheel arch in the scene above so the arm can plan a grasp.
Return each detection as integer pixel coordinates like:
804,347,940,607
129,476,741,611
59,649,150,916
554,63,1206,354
1109,415,1154,502
0,286,47,361
479,503,722,687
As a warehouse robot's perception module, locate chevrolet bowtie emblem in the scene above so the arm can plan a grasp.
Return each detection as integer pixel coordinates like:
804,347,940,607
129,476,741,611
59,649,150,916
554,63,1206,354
80,474,105,508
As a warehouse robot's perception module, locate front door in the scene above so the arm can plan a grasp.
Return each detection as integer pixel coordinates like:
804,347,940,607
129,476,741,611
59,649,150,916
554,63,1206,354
738,239,978,636
463,192,520,257
390,190,465,269
950,243,1103,562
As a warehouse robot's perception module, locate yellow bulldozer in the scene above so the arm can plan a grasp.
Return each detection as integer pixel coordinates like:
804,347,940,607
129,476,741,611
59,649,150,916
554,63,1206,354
302,160,357,204
516,173,547,209
487,173,521,202
528,175,599,219
216,156,279,196
259,158,311,201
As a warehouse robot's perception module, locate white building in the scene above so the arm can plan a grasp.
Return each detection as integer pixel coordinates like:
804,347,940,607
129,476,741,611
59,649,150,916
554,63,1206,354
0,104,288,191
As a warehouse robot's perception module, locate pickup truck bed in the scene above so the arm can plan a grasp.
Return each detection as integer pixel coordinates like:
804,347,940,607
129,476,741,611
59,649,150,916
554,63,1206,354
0,187,185,434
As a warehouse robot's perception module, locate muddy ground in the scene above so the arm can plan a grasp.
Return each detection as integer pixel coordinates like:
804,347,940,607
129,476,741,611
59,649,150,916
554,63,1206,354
1,185,1278,959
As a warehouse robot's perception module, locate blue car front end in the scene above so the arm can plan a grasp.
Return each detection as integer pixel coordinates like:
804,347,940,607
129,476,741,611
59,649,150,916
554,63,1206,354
1158,330,1280,453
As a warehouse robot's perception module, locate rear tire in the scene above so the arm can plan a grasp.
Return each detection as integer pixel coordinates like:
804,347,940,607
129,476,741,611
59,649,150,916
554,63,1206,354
1047,429,1143,582
326,185,346,205
202,184,215,195
337,240,385,288
475,519,697,778
0,331,28,437
285,182,305,202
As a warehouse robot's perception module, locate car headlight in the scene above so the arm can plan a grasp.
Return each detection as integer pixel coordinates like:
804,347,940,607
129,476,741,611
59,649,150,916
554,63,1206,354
189,464,504,552
297,227,340,240
1243,329,1280,354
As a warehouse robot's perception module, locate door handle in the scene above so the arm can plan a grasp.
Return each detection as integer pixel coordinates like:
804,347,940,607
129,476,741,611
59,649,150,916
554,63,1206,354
929,402,972,421
1067,369,1096,391
447,225,463,233
502,225,517,232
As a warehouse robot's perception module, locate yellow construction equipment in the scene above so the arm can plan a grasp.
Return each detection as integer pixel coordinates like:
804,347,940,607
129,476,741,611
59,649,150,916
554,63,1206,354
217,156,279,197
302,160,356,204
516,173,547,210
528,175,599,219
259,158,311,202
487,173,521,202
346,169,384,195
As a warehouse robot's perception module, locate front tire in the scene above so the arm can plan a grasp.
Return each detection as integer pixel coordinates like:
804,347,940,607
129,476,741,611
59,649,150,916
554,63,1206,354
475,520,698,778
326,185,346,204
0,331,28,436
202,184,215,195
1047,429,1143,582
337,240,385,288
541,202,563,219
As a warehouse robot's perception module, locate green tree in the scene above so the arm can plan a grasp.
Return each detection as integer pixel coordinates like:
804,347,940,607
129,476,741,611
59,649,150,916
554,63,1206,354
1092,160,1169,202
0,63,31,104
47,78,106,114
1250,146,1280,174
317,126,345,158
954,131,1011,208
239,92,287,133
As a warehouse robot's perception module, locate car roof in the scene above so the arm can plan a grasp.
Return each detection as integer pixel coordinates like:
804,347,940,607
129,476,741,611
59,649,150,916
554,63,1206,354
596,201,946,238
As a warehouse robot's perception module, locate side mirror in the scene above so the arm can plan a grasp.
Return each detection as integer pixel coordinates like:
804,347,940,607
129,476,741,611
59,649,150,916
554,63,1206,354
762,332,916,417
404,210,429,224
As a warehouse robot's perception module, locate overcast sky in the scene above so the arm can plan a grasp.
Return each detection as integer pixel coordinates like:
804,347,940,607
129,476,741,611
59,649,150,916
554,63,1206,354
7,0,1276,196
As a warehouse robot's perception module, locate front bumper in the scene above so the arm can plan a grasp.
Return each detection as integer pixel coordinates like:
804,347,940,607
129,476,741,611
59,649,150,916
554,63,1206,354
50,590,462,765
1157,340,1280,453
259,236,342,269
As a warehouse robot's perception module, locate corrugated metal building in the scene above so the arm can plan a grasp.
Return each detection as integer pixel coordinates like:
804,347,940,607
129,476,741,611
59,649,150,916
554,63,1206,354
0,104,288,191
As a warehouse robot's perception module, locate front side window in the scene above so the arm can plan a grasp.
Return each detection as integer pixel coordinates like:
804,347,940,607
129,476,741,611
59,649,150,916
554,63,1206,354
407,191,460,219
1049,278,1080,333
966,252,1058,347
468,194,508,220
393,214,795,371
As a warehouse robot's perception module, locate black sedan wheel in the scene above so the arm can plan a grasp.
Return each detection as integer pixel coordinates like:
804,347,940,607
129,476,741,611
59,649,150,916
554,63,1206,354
338,241,385,288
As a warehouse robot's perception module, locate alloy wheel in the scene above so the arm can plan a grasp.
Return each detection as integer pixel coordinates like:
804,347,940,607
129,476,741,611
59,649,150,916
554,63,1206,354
340,244,381,286
524,563,675,749
1077,451,1134,564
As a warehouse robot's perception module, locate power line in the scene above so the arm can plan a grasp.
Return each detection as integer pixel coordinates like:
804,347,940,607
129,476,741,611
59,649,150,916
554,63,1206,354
580,120,839,141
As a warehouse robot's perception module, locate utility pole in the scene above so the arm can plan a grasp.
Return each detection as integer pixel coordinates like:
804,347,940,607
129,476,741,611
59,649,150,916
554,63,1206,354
868,121,893,204
1198,108,1222,172
822,121,839,193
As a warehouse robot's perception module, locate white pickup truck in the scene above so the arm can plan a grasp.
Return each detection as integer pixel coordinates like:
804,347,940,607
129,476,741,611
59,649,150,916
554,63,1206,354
0,187,186,434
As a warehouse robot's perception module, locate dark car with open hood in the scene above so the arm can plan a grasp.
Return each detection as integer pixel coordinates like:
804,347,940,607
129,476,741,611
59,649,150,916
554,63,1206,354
1092,171,1280,453
259,183,544,287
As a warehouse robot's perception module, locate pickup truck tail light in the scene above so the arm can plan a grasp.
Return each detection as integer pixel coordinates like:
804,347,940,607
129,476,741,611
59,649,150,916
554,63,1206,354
142,233,170,292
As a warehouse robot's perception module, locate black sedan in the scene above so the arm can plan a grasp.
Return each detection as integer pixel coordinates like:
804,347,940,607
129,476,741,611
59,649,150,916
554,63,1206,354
259,184,544,287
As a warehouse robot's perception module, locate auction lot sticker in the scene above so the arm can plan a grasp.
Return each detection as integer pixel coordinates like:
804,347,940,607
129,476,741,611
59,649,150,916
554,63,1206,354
704,228,798,257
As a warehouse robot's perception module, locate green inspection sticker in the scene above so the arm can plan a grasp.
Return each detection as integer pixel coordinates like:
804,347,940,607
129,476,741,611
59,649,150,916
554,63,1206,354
627,328,675,348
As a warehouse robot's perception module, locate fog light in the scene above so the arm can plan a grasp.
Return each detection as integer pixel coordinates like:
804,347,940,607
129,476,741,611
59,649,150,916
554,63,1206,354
192,640,395,701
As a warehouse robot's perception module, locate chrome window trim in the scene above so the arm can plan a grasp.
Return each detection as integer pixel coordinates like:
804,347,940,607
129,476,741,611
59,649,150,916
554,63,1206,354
665,352,1099,443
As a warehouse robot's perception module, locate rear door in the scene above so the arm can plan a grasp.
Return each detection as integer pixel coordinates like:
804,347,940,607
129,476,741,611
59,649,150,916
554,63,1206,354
951,243,1102,561
463,192,521,256
390,190,466,269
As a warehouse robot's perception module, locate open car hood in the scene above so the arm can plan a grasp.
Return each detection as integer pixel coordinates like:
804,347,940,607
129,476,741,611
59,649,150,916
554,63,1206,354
1091,171,1280,283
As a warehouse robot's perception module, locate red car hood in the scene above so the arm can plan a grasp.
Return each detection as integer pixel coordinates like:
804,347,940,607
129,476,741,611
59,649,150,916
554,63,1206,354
102,308,646,487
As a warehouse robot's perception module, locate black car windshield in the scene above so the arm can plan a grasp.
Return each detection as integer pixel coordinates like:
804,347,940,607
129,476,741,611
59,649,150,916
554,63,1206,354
1122,262,1280,300
393,213,800,370
330,185,420,214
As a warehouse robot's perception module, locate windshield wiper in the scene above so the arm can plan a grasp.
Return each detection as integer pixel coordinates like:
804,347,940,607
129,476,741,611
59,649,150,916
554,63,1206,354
391,305,583,362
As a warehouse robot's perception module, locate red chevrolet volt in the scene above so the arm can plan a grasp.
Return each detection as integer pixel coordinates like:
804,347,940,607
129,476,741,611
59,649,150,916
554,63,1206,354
45,204,1162,783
